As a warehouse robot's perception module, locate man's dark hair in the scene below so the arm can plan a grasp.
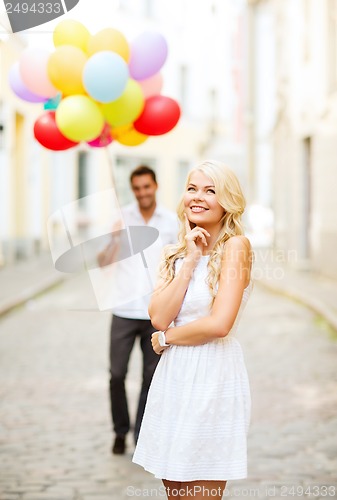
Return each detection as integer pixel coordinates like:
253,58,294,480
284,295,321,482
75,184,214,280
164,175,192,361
130,165,157,184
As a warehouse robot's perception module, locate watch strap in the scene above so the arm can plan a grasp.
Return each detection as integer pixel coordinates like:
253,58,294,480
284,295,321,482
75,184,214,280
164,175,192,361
159,330,170,347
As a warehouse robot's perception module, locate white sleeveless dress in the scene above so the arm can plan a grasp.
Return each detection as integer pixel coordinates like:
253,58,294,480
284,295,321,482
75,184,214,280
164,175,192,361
132,255,254,481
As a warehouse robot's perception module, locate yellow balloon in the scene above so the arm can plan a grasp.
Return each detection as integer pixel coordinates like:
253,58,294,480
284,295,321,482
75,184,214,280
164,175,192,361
112,124,148,146
56,95,104,142
53,20,90,53
48,46,87,96
102,80,144,127
88,28,130,62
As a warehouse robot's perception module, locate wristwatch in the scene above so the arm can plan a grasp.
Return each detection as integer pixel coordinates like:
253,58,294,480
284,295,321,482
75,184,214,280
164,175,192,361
158,330,170,347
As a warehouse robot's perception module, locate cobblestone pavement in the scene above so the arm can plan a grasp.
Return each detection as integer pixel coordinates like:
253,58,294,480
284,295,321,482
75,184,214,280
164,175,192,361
0,272,336,500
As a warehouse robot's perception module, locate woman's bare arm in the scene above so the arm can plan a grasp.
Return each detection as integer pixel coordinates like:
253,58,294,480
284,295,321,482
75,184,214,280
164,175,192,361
149,218,210,331
148,256,198,331
152,236,252,349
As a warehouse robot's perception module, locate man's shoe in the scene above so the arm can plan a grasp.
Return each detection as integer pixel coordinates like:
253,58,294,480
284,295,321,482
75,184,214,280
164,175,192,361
112,435,126,455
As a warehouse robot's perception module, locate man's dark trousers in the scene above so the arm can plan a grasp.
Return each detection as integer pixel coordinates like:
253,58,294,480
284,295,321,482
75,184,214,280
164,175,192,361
109,315,159,443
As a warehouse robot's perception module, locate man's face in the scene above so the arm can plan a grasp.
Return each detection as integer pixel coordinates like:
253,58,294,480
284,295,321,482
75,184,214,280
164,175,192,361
131,174,158,210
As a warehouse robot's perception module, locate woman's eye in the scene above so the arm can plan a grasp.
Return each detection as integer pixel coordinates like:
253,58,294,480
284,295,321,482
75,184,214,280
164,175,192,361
187,187,195,191
207,189,215,194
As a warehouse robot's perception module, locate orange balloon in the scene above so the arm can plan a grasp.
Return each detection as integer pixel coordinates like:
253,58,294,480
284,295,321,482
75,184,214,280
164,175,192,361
111,123,148,146
48,46,87,95
87,28,130,62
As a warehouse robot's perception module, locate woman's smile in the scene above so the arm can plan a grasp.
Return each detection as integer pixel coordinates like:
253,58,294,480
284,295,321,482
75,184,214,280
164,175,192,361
190,205,209,213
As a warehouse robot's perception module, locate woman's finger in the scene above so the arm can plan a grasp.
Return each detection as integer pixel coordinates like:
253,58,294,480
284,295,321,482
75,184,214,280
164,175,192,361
186,230,207,246
184,213,191,233
191,226,211,238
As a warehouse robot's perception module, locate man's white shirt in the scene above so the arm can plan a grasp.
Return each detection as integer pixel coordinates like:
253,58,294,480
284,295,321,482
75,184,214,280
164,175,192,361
92,202,178,319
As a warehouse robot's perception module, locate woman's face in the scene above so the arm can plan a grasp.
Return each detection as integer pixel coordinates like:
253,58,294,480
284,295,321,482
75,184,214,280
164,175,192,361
183,170,225,228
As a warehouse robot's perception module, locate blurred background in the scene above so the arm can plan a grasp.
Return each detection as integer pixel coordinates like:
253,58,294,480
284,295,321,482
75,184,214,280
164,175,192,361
0,1,336,499
1,0,336,276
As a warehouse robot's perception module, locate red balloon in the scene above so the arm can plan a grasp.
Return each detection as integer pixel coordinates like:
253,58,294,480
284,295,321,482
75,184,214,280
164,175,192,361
34,111,78,151
134,95,181,136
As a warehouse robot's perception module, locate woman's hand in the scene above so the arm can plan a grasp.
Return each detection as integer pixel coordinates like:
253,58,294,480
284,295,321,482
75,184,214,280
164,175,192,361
151,332,170,355
184,213,210,260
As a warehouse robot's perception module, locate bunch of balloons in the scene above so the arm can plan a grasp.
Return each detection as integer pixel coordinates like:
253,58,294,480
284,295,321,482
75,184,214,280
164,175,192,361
9,20,181,151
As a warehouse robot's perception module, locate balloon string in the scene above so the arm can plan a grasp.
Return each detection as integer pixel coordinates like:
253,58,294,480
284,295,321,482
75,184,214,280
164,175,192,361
104,146,118,199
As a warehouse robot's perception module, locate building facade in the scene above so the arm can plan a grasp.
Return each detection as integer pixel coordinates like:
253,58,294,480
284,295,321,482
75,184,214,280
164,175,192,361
250,0,337,278
0,0,250,267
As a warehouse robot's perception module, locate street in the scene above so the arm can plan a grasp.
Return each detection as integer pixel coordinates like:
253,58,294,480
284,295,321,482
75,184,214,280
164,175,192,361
0,272,336,500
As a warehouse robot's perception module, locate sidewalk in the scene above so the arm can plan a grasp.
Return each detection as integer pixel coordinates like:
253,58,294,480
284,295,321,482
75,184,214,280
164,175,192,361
253,246,337,334
1,248,337,334
0,253,67,316
1,248,336,498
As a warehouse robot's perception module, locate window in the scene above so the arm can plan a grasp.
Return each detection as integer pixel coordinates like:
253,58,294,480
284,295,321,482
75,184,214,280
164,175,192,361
303,0,311,62
176,160,191,203
179,64,188,111
78,151,89,205
144,0,154,17
119,0,145,16
0,101,4,150
209,88,218,137
327,0,337,90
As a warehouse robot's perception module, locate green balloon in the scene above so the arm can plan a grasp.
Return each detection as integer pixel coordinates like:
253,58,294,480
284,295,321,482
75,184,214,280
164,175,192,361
56,95,104,142
102,79,144,127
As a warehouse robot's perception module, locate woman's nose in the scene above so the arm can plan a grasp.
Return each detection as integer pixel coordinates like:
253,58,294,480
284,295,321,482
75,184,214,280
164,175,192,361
193,190,204,200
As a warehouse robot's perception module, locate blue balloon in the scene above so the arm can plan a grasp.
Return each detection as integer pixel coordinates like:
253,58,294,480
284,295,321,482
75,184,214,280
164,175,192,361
83,51,129,103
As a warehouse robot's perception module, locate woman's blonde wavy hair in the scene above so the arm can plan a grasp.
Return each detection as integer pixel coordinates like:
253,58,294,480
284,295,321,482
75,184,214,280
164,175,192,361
158,160,249,303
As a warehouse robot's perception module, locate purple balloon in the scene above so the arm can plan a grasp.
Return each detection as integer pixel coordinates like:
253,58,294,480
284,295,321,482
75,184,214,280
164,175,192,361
9,63,48,103
129,31,168,81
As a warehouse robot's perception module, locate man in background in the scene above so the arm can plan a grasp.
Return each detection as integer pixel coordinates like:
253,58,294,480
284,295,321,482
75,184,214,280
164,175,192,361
104,165,178,455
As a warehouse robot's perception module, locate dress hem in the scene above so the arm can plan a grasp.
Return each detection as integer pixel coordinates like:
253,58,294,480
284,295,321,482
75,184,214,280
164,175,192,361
132,460,248,482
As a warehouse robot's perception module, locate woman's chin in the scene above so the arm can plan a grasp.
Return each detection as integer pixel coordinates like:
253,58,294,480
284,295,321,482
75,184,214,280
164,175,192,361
188,213,208,224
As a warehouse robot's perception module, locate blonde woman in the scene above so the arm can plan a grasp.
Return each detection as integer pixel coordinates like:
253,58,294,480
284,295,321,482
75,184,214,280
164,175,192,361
132,161,254,499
